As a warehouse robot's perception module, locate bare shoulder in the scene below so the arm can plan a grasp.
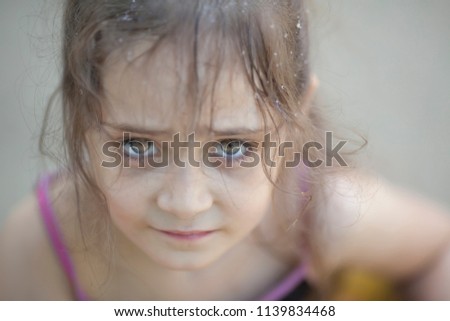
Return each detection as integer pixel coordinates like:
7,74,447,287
312,170,450,281
0,193,72,300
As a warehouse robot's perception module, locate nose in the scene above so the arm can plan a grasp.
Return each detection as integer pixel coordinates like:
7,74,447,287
156,164,213,220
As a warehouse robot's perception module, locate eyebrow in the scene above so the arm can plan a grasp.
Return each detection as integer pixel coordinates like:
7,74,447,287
101,122,173,136
101,122,270,137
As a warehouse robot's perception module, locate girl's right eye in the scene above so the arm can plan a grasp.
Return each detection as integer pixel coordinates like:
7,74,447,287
123,139,157,158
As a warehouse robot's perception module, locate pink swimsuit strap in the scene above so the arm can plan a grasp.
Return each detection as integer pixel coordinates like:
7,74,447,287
35,173,88,301
259,263,307,300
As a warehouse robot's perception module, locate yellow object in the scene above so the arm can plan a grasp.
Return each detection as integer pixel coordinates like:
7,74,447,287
328,269,399,300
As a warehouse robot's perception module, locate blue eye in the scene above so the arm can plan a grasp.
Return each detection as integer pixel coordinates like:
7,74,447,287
123,139,157,158
215,140,254,160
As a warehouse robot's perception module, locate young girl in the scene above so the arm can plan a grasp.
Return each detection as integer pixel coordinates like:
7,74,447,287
1,0,449,300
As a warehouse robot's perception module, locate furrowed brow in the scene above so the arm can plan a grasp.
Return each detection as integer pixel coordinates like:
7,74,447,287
101,122,172,136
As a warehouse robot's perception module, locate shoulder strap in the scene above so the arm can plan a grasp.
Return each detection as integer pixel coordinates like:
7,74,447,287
35,173,88,300
259,264,307,300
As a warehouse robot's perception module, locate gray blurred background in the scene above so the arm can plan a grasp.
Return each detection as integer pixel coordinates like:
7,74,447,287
1,0,449,222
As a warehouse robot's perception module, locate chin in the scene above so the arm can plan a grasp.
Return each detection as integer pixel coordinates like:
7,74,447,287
151,250,224,271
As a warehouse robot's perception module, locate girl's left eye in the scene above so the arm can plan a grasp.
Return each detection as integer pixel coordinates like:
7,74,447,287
215,140,255,159
123,139,157,158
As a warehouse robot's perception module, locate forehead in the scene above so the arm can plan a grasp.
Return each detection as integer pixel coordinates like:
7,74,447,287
101,40,268,134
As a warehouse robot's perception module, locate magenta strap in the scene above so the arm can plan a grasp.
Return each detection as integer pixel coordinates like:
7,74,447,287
259,263,307,300
36,173,88,301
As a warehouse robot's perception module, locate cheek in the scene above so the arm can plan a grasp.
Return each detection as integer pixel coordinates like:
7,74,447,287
221,174,275,225
103,187,143,228
96,172,159,224
218,164,278,204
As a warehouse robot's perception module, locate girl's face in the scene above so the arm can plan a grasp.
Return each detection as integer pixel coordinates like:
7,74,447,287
88,42,284,270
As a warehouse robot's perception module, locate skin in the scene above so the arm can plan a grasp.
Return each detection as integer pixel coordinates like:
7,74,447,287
0,43,449,300
309,172,450,299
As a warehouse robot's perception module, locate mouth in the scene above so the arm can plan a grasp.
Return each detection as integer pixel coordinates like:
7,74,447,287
155,229,216,241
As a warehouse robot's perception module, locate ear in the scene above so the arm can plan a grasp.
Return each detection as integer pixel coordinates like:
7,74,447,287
301,74,319,115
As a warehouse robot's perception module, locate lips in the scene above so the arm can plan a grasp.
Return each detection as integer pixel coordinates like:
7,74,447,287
156,229,215,241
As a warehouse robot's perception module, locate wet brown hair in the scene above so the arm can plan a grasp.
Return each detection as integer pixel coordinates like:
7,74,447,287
40,0,332,266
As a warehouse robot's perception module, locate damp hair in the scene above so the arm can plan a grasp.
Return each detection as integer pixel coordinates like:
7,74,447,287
40,0,339,264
